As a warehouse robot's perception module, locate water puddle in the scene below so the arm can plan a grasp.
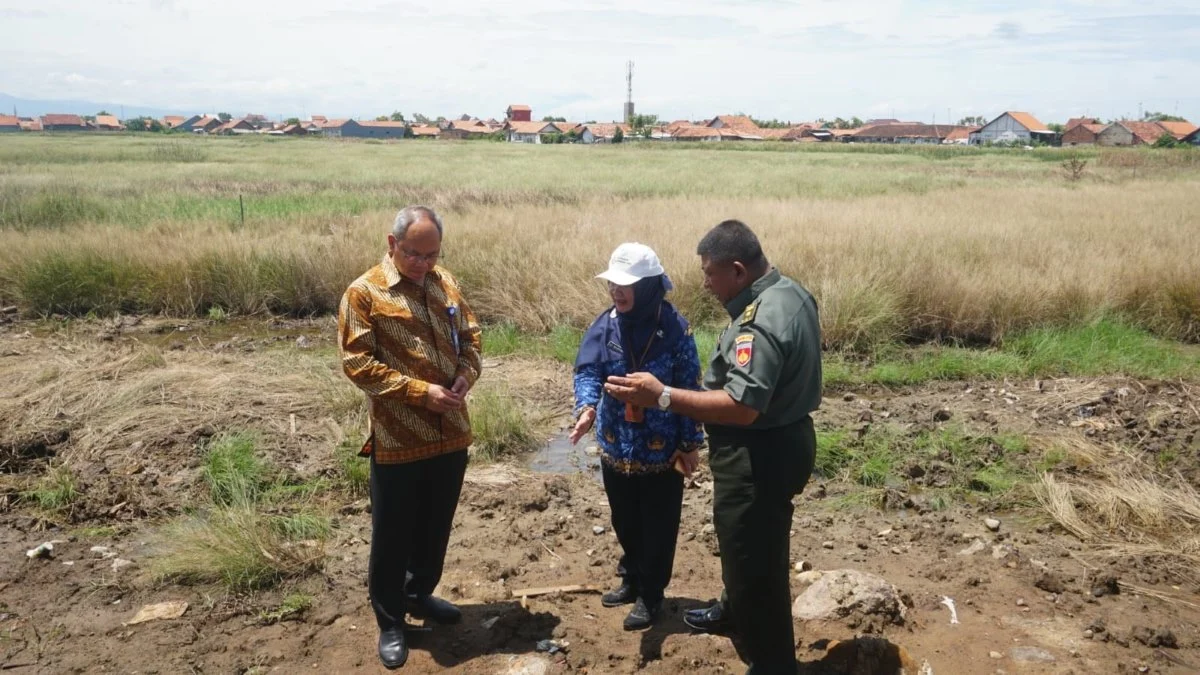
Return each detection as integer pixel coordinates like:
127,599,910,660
525,432,602,482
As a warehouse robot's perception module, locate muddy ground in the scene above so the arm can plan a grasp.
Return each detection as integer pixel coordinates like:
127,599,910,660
1,317,1199,674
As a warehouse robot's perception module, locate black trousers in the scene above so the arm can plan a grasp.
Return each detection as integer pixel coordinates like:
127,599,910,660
708,417,816,675
369,449,469,630
601,463,685,605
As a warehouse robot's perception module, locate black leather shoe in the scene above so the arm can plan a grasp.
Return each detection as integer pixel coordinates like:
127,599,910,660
378,627,408,669
601,583,638,608
407,594,462,625
683,602,731,633
623,597,660,631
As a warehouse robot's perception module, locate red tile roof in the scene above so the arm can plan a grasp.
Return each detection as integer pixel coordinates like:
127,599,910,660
95,115,122,128
0,115,19,127
449,119,488,131
581,123,632,139
410,125,440,136
507,121,554,134
708,115,761,132
507,104,531,112
163,115,186,128
1119,121,1170,144
19,118,42,131
1158,121,1197,140
317,119,351,128
1065,117,1100,131
42,114,85,126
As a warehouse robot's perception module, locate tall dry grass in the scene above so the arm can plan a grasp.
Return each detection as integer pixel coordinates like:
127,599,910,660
1,136,1198,346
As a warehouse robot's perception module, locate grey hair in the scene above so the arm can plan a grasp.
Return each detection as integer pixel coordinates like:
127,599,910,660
392,205,444,240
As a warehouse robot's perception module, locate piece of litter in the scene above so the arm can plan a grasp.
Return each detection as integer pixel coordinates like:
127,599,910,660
25,542,54,559
535,639,569,655
940,596,959,625
125,601,188,625
481,616,500,630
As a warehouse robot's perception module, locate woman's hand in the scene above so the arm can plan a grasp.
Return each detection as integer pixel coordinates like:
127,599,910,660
569,407,597,445
670,449,700,477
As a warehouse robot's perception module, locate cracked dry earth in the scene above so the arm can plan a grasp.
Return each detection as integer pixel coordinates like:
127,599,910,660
1,318,1199,674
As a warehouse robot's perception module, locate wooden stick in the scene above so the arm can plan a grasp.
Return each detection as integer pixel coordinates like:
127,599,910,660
510,584,602,598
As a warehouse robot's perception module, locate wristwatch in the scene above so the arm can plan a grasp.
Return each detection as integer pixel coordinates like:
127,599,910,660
657,386,672,411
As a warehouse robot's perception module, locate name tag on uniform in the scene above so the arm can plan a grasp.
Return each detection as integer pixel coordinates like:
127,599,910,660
735,334,754,367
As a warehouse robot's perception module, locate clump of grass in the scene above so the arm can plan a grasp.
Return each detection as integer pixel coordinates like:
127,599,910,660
470,383,537,462
1005,318,1200,379
337,438,370,497
257,593,314,624
207,305,228,322
202,433,266,506
155,433,328,590
22,464,78,514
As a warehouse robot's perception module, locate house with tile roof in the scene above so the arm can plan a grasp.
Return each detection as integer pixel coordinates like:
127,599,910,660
41,114,90,131
579,123,633,143
1062,122,1107,146
968,112,1054,145
1096,121,1172,146
94,115,123,131
0,114,20,133
706,115,762,134
1157,120,1197,140
505,104,532,122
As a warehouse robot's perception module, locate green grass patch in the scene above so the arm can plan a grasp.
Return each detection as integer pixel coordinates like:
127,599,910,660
337,438,370,497
22,465,77,514
202,433,266,506
257,593,314,624
469,383,537,462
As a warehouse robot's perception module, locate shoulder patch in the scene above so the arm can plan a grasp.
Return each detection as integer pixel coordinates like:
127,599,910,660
739,302,758,326
734,333,754,367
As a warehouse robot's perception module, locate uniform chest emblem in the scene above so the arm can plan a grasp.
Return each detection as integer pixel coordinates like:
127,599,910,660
735,334,754,367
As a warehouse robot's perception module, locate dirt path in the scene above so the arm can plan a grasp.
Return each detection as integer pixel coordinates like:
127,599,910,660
1,319,1198,674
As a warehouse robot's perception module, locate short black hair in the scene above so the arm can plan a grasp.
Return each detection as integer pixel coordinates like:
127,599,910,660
696,219,766,268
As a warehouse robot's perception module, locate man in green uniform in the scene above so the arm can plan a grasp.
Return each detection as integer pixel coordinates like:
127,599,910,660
605,219,821,675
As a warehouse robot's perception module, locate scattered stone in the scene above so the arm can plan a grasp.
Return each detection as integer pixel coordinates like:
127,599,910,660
295,336,312,349
992,544,1014,560
124,601,188,625
1010,647,1055,663
25,542,54,560
891,547,902,555
858,410,873,423
111,558,133,572
502,655,552,675
1130,626,1154,647
1083,630,1094,639
877,528,893,537
1016,598,1027,607
957,539,987,556
794,561,813,573
534,639,569,655
1090,574,1120,598
843,392,857,402
989,651,1003,659
1151,628,1178,649
933,408,952,422
1034,572,1066,594
591,526,605,536
822,541,835,550
791,569,907,625
984,518,1001,532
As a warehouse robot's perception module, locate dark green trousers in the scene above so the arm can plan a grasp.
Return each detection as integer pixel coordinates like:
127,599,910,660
708,417,816,675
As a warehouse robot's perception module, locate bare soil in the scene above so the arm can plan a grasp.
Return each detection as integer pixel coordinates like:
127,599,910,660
1,318,1198,674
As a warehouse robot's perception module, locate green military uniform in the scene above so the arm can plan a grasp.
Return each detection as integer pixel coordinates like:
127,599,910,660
703,267,821,675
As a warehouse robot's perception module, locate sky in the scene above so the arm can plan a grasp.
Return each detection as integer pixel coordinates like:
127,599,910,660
2,0,1198,124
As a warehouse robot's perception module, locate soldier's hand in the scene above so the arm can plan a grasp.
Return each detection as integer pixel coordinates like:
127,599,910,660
425,384,464,414
568,408,596,445
604,372,664,408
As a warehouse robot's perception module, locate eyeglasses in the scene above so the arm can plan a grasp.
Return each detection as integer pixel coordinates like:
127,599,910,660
400,247,441,264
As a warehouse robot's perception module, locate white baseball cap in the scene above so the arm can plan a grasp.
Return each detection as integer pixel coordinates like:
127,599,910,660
596,242,673,289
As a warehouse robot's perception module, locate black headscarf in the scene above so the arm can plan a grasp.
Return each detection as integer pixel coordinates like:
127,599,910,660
575,275,687,371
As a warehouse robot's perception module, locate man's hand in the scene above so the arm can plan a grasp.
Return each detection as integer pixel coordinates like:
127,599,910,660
451,375,471,397
670,450,700,477
604,373,665,409
425,384,464,414
568,408,596,445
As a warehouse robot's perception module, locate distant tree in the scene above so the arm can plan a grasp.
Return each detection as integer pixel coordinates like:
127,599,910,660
584,119,597,124
217,112,232,122
435,116,446,123
125,118,146,132
957,115,988,126
565,129,580,142
1047,122,1066,134
148,118,164,132
542,116,566,122
1154,133,1179,148
285,117,301,126
751,117,790,129
390,111,405,122
613,127,624,144
375,115,389,122
850,116,864,128
96,110,111,116
412,113,432,125
1144,111,1186,123
630,114,658,130
82,115,96,122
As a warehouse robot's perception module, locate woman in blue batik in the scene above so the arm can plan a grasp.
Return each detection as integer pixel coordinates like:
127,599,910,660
569,242,704,631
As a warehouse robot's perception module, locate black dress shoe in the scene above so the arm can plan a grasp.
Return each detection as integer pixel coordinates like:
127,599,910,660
378,627,408,669
623,597,660,631
683,602,732,633
407,594,462,624
601,583,638,608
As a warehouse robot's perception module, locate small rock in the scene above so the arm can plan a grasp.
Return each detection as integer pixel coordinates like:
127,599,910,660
989,651,1003,659
1151,627,1177,649
591,526,605,536
1034,572,1066,594
295,336,312,349
1090,574,1120,598
822,541,834,549
794,561,813,572
1009,646,1054,663
985,518,1001,532
1016,598,1027,607
890,547,902,555
1130,625,1154,646
877,528,893,537
958,539,987,556
111,558,133,571
1083,630,1094,639
791,569,907,624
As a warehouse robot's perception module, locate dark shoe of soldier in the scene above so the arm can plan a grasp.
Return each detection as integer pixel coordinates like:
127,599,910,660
378,627,409,669
683,602,732,633
623,597,660,631
601,583,638,608
406,594,462,624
